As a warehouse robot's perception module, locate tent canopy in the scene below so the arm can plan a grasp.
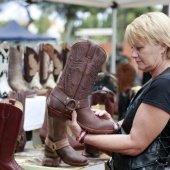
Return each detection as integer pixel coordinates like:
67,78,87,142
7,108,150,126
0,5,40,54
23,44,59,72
0,20,56,41
39,0,170,9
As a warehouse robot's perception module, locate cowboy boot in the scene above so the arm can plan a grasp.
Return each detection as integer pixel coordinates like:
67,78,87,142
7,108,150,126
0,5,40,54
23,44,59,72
8,46,36,97
54,43,71,84
0,99,24,170
53,48,63,82
24,46,45,95
24,46,39,83
39,89,52,143
83,90,116,158
39,43,56,89
47,40,115,134
83,72,118,157
0,42,12,98
9,91,27,153
40,90,84,150
43,112,88,167
60,42,71,69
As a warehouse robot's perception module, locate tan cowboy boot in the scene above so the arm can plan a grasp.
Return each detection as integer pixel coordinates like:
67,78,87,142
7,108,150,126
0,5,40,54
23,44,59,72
43,113,88,167
8,46,36,97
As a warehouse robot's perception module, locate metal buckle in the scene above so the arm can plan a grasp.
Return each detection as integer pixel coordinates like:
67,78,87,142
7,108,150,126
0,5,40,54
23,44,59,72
51,143,57,151
65,98,76,111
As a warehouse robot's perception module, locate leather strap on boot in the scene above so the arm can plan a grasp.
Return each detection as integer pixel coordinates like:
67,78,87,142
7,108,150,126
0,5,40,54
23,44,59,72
50,87,89,112
45,137,69,151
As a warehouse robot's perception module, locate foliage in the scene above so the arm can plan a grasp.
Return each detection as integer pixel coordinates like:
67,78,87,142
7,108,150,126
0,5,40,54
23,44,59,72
0,0,163,43
33,13,51,34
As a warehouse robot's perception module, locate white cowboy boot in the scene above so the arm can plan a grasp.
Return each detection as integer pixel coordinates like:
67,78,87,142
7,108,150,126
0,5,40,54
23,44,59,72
0,42,12,98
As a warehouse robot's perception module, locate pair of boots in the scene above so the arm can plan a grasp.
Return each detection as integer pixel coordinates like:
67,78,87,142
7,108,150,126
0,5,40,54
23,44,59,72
42,40,116,167
0,99,24,170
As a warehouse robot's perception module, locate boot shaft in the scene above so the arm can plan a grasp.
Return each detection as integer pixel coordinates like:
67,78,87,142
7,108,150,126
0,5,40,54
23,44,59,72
58,40,107,100
53,48,63,83
39,43,54,85
24,46,39,83
0,42,12,98
0,99,23,162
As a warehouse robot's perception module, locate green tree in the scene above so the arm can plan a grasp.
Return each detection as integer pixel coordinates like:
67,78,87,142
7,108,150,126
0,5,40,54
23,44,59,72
34,13,51,34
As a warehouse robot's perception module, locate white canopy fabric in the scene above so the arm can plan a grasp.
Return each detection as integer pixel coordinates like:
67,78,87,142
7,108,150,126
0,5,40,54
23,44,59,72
40,0,170,9
36,0,170,73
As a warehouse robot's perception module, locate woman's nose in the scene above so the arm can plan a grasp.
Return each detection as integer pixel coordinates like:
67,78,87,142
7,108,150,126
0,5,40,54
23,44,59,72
131,49,138,58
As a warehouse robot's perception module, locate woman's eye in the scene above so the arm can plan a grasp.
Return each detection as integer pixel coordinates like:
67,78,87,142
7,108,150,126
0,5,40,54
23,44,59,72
136,47,142,50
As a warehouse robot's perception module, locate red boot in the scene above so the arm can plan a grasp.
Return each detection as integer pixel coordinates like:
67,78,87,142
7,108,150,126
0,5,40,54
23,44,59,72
0,99,24,170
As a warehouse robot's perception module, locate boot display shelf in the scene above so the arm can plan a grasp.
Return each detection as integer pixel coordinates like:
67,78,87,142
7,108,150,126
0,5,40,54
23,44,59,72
15,147,110,170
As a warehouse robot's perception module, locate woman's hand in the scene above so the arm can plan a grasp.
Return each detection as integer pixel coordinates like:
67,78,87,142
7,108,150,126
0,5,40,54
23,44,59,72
67,111,82,138
92,109,114,122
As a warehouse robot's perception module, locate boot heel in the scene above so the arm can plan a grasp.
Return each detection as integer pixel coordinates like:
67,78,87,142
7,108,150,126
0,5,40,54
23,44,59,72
42,145,61,167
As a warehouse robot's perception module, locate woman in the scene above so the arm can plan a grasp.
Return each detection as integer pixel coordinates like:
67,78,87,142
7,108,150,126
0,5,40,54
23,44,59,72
67,12,170,170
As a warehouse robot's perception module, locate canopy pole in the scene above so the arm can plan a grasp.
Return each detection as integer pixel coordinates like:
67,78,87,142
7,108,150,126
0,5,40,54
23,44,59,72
110,2,118,74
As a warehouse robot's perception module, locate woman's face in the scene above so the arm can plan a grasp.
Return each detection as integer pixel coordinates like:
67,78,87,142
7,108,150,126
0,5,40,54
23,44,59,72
131,41,165,73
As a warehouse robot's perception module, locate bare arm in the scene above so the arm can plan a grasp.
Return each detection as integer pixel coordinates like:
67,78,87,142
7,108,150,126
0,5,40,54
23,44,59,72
83,103,170,156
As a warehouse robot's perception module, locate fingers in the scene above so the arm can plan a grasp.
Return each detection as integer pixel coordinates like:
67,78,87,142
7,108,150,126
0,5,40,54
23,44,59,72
72,110,77,123
66,110,77,126
93,109,108,117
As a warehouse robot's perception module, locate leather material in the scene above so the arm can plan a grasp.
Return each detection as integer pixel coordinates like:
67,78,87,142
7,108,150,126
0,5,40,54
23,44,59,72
39,89,52,143
83,90,116,158
53,48,63,82
47,40,115,134
43,113,88,167
0,100,24,170
39,44,54,84
24,46,39,83
60,42,71,69
113,138,167,170
91,90,115,118
8,47,36,97
112,72,170,170
9,91,27,153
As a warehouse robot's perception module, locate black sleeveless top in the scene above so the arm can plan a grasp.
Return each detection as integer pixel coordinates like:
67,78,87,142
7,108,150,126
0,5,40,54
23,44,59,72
113,68,170,170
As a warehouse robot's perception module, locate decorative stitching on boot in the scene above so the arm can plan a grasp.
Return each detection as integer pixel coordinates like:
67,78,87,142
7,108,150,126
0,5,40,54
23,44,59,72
45,137,69,151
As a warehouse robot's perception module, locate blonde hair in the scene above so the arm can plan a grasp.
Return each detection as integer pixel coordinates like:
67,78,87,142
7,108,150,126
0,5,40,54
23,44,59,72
125,12,170,58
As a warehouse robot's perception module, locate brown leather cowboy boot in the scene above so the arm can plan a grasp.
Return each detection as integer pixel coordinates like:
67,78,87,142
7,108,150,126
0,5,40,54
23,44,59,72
8,46,36,97
24,46,39,83
83,72,118,158
43,40,115,166
52,48,63,83
47,40,115,134
0,99,24,170
39,43,56,89
83,90,116,158
24,46,46,95
60,42,71,69
43,113,88,167
39,89,52,143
